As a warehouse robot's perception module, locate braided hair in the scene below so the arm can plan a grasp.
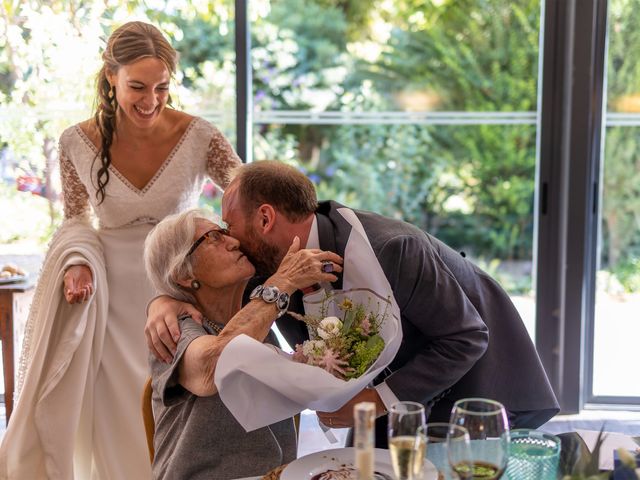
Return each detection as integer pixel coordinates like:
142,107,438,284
93,21,178,204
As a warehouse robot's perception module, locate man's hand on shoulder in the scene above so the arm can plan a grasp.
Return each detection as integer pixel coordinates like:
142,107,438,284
316,387,387,429
145,295,203,363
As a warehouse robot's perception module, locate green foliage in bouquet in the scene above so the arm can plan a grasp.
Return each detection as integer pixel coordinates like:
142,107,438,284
290,293,389,380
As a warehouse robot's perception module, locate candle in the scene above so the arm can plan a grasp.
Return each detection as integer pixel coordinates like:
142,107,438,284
354,402,375,480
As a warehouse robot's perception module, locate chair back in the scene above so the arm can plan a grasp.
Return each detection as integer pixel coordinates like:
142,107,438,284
142,377,155,462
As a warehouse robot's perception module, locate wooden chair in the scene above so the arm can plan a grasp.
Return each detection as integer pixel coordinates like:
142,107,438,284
141,377,154,463
141,376,300,464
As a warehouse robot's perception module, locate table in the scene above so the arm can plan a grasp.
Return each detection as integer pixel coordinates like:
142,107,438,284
0,278,36,425
233,429,639,480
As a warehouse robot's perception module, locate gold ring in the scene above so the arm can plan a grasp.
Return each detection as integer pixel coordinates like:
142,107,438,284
329,418,333,427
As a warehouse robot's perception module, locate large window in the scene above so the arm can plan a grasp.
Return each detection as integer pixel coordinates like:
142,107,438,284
589,0,640,401
250,0,542,339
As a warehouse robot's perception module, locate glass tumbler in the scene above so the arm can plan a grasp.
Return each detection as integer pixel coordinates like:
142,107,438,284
504,429,561,480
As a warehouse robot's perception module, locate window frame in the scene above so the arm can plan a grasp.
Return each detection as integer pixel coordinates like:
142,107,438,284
235,0,638,412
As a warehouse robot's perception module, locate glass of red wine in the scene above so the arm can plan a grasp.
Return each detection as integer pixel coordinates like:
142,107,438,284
448,398,510,479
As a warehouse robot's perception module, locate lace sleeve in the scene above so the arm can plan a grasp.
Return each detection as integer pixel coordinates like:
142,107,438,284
206,127,242,189
59,145,91,220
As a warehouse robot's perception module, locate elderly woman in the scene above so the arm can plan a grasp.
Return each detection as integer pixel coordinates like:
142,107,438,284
143,208,342,480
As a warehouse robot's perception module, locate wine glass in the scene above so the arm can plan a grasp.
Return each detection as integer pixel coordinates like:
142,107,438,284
418,423,473,480
388,401,426,480
449,398,510,479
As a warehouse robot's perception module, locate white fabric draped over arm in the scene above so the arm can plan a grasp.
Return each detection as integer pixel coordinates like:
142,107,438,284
0,220,108,479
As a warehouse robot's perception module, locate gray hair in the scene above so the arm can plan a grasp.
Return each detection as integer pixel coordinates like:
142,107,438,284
144,208,211,304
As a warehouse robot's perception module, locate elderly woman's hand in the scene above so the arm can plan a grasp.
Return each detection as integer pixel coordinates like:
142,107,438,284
270,236,343,292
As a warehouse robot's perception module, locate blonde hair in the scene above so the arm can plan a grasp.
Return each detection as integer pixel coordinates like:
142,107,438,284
144,209,210,304
93,21,178,204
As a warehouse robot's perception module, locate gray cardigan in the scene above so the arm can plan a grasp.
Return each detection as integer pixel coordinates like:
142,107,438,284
150,317,296,480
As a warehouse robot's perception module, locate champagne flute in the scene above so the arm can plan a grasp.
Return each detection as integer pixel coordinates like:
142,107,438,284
449,398,510,479
388,401,426,480
418,423,473,480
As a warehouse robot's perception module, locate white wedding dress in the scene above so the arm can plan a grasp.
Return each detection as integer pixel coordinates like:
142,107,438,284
0,117,240,479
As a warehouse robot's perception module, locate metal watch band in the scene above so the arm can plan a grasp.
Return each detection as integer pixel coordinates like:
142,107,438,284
249,284,290,318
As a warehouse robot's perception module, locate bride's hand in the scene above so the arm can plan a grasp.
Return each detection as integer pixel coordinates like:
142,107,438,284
63,265,94,304
270,236,343,292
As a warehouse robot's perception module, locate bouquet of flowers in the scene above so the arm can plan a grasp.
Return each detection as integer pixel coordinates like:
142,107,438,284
289,289,390,380
213,209,404,432
214,283,401,432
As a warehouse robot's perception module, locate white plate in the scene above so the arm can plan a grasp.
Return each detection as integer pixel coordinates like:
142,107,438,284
0,274,27,285
281,447,438,480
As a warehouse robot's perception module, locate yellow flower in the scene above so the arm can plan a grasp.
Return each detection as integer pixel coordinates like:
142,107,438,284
339,298,353,311
617,448,638,469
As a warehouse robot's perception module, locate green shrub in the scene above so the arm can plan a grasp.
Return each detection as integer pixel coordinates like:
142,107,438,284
611,257,640,293
0,183,60,245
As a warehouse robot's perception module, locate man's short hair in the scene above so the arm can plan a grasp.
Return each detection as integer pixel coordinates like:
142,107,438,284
233,160,318,221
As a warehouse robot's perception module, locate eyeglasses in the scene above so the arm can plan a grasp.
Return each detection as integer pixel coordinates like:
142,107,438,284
187,227,230,256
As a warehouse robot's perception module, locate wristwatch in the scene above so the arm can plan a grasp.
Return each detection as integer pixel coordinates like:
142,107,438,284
249,284,290,318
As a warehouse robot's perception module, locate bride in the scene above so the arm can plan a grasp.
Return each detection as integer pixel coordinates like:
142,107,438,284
0,21,240,479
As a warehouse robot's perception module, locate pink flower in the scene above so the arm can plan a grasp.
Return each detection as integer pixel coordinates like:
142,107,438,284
292,344,308,363
319,348,354,379
361,316,371,335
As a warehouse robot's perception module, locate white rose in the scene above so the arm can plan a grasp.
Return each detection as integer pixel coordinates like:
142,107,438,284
317,316,343,340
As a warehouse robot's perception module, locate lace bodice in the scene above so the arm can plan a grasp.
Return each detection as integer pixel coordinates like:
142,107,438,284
59,117,241,228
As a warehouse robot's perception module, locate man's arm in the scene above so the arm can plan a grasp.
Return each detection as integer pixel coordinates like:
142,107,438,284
316,387,386,428
376,233,489,402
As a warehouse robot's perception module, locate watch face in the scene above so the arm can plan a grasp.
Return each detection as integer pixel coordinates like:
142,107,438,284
261,286,279,303
276,292,290,311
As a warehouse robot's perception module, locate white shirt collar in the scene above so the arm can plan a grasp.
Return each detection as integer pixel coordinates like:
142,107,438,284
306,215,320,249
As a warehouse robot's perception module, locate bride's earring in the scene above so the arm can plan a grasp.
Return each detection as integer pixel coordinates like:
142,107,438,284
191,280,201,290
108,85,115,100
